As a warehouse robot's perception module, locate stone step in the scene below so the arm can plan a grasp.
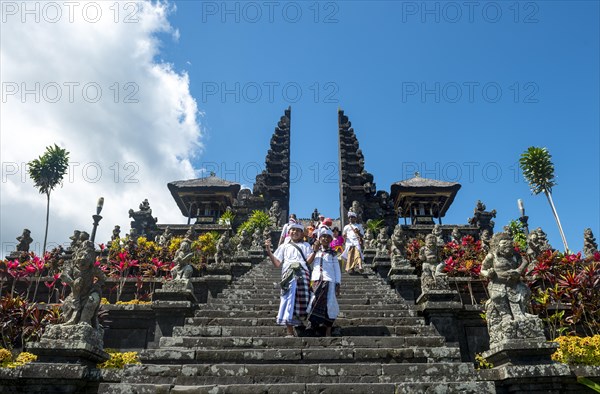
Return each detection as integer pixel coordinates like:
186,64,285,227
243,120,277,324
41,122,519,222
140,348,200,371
206,298,404,306
184,317,425,327
193,309,417,318
138,346,461,364
172,325,438,338
218,292,401,300
99,381,496,394
219,284,395,297
196,304,419,312
117,362,474,385
159,335,445,349
99,383,393,393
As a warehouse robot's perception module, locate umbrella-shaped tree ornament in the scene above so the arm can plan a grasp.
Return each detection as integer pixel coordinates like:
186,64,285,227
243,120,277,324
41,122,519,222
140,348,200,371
519,146,569,252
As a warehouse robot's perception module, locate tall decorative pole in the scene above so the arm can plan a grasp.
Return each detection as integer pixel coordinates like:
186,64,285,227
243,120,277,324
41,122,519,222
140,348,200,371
91,197,104,243
518,199,529,236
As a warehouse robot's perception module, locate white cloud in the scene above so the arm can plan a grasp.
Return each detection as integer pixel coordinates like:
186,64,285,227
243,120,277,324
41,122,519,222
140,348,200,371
0,1,201,257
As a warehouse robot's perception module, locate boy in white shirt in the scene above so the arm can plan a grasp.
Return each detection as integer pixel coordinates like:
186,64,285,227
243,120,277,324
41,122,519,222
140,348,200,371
265,223,317,336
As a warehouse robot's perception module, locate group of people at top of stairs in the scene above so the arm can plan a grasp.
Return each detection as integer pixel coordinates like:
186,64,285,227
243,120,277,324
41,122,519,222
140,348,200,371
264,212,365,337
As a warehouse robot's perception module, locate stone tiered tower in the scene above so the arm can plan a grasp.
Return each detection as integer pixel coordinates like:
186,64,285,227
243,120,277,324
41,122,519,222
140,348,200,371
337,109,396,229
253,106,291,220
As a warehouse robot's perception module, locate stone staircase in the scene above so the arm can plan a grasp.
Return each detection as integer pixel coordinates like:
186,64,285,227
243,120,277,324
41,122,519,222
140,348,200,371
99,260,494,393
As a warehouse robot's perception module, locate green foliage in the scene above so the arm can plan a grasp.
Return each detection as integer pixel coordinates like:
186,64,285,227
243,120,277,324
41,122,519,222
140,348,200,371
474,353,493,370
577,376,600,393
27,144,70,196
519,146,556,195
365,219,384,233
97,349,141,369
218,210,236,226
507,219,527,250
192,232,220,258
237,210,271,235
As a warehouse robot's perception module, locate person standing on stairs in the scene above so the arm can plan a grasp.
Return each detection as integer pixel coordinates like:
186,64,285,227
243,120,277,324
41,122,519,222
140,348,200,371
278,213,298,246
341,211,365,273
265,223,317,337
307,228,341,337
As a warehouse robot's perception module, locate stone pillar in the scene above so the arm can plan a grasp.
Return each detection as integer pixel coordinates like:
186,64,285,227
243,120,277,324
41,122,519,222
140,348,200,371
417,289,462,345
388,257,419,302
152,280,197,341
362,248,376,265
372,253,391,278
28,324,109,367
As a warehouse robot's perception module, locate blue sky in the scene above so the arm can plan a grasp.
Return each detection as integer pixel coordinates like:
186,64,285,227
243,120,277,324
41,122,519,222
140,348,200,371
160,1,599,251
1,1,598,255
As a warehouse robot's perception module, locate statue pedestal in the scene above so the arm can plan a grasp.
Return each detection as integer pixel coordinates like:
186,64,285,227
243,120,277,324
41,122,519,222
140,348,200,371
363,248,376,265
231,260,252,278
28,323,109,367
155,279,197,302
372,255,391,278
249,249,264,264
417,289,463,346
153,281,197,342
389,258,418,301
482,339,558,367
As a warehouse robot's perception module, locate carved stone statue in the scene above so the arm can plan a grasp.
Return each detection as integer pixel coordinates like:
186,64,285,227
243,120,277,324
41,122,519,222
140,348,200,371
432,224,444,246
526,227,552,260
171,239,194,280
111,225,121,241
214,232,232,265
375,228,390,257
480,229,492,253
349,200,364,223
419,234,448,292
268,201,282,227
468,200,497,234
16,229,33,252
129,199,159,239
29,231,109,364
60,232,106,328
250,228,263,250
236,229,251,255
584,228,598,259
128,227,139,243
363,229,376,249
481,232,544,345
157,226,173,248
390,225,408,259
451,227,461,244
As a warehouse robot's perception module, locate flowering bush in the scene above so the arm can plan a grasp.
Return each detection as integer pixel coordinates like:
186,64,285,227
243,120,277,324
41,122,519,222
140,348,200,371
0,295,61,350
97,349,141,369
441,236,486,278
0,349,37,368
552,335,600,366
529,250,600,337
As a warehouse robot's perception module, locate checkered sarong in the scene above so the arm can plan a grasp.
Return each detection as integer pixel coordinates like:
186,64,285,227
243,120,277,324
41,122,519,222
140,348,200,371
294,268,310,319
276,267,310,326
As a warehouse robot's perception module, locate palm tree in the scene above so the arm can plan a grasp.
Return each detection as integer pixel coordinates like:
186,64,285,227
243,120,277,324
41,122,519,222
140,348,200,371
28,144,70,253
519,146,569,251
